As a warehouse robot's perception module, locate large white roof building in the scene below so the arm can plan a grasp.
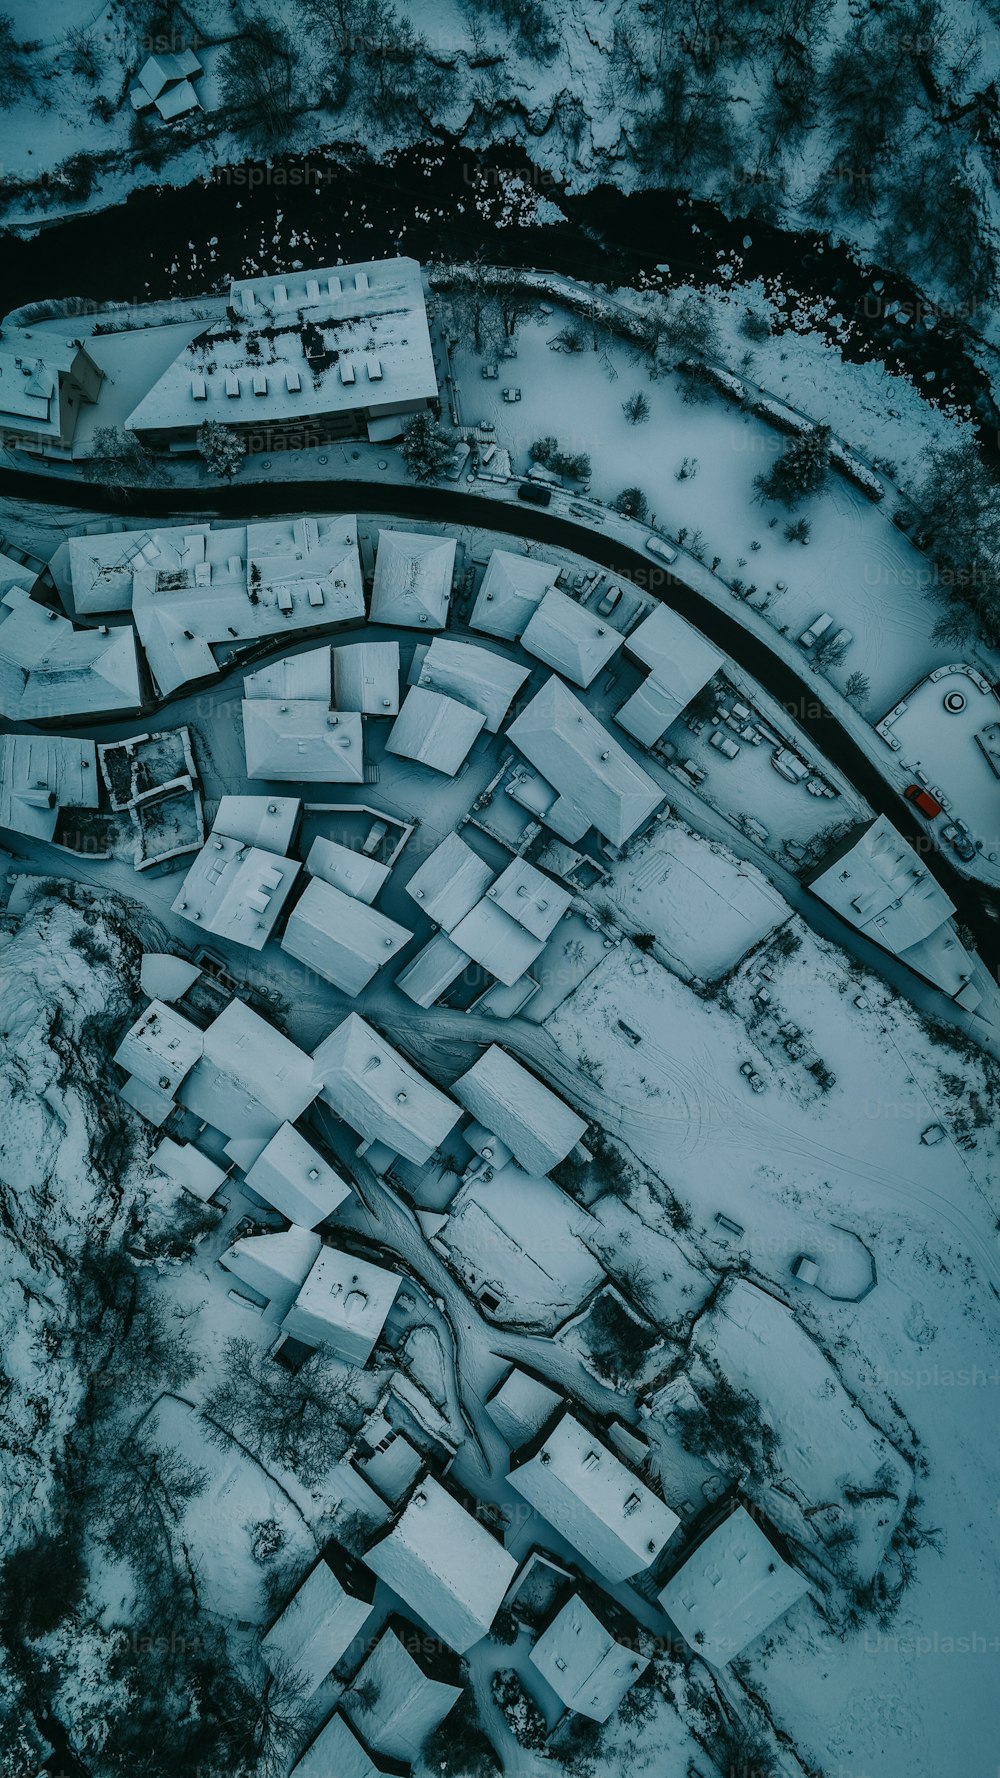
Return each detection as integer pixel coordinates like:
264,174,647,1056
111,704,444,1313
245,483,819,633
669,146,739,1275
171,833,300,950
114,999,203,1095
343,1623,462,1763
244,1122,352,1228
262,1554,375,1697
403,831,495,931
281,877,412,996
616,604,724,745
313,1013,461,1165
370,529,455,629
658,1501,809,1666
507,676,665,848
364,1477,517,1652
520,587,625,688
282,1245,401,1365
508,1411,680,1585
333,640,401,714
453,1045,586,1177
179,997,319,1142
0,588,140,721
125,259,437,446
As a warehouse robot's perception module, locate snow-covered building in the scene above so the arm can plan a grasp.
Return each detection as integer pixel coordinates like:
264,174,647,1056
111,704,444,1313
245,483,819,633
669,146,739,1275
507,676,665,849
395,932,470,1008
243,644,332,703
386,686,486,775
282,877,412,996
508,1411,680,1585
616,605,724,745
114,998,203,1096
242,701,365,782
409,637,529,731
0,734,98,841
244,1122,351,1228
219,1226,321,1322
333,640,401,714
171,832,301,950
486,1367,562,1448
470,549,556,639
179,997,320,1143
448,858,572,988
343,1620,463,1762
306,835,390,903
314,1013,461,1165
520,588,625,688
282,1245,401,1365
148,1136,228,1202
658,1501,809,1666
808,816,980,1008
292,1713,407,1778
262,1548,375,1697
128,47,203,118
437,1169,603,1326
453,1046,586,1177
364,1477,517,1652
126,259,437,448
530,1593,649,1722
212,794,301,854
403,832,495,931
0,330,103,456
0,588,140,720
369,530,455,629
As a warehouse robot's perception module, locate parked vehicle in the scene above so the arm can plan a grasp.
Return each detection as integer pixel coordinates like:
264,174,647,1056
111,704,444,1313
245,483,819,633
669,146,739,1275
739,1060,766,1092
715,1212,745,1238
527,463,562,486
798,612,834,648
904,784,943,819
517,482,551,507
597,584,624,617
829,627,854,652
772,748,810,782
942,823,977,861
362,820,388,856
709,730,740,758
645,535,678,565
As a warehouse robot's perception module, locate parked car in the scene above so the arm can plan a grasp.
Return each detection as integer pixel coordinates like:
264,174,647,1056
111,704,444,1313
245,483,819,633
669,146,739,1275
739,1060,766,1092
829,626,854,652
645,535,678,565
709,730,740,758
517,482,551,507
772,748,810,782
942,822,977,861
597,584,624,617
798,612,834,648
527,463,561,486
904,784,943,819
362,820,388,856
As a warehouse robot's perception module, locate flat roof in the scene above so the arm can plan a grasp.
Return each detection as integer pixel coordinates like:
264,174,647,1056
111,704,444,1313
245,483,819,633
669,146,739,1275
333,639,400,714
171,835,301,949
305,835,390,903
403,831,495,931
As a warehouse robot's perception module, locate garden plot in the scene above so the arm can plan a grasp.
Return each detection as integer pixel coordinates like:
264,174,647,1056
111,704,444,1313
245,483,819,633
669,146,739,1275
139,1394,317,1622
598,817,789,977
454,308,952,710
556,1284,666,1389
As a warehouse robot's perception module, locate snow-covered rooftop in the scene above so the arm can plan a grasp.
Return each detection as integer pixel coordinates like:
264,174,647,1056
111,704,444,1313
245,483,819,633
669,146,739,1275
262,1558,374,1697
453,1045,586,1177
126,259,436,435
245,1121,351,1229
344,1624,462,1763
305,835,390,903
396,932,469,1008
313,1013,461,1165
281,877,412,996
448,898,544,986
179,997,319,1142
520,586,625,688
410,636,529,731
333,640,401,714
244,643,331,702
364,1477,517,1652
530,1593,649,1722
658,1502,809,1666
507,676,665,848
469,548,556,639
242,701,364,781
484,857,573,939
0,587,140,720
386,686,485,775
171,833,300,950
403,831,495,930
114,998,203,1094
0,734,98,841
149,1136,227,1202
282,1245,401,1366
508,1411,680,1585
220,1226,321,1322
213,794,301,854
292,1712,404,1778
486,1367,562,1448
370,529,455,629
624,603,725,708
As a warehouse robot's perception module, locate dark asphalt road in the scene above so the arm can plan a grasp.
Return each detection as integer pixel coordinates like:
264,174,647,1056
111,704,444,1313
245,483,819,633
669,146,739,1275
3,464,997,969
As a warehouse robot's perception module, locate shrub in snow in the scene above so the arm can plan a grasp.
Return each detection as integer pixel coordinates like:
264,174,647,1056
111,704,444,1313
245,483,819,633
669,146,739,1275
491,1670,547,1750
219,15,299,146
400,412,454,481
612,486,648,522
250,1519,285,1564
197,421,245,481
784,516,811,544
202,1337,364,1486
622,391,650,424
756,426,832,506
423,1692,499,1778
83,425,165,489
676,1369,779,1479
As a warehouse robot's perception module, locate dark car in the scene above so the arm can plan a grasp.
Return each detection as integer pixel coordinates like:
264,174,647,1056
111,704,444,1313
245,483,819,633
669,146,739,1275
903,784,943,819
517,482,552,507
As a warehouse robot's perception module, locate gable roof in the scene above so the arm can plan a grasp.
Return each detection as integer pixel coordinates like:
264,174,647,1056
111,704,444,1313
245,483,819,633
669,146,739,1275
469,549,556,639
452,1046,587,1177
344,1624,462,1762
483,857,572,939
403,832,495,931
530,1593,648,1721
242,701,364,781
411,637,529,731
313,1013,461,1165
508,1411,680,1585
243,644,331,702
0,734,98,841
386,687,485,775
262,1559,374,1696
245,1122,352,1228
520,587,625,687
305,835,390,903
0,588,141,721
171,834,301,949
370,530,455,629
220,1225,322,1321
292,1713,407,1778
281,877,412,996
333,640,401,714
213,794,301,853
506,676,665,848
178,997,319,1141
396,932,469,1008
447,898,543,986
364,1479,517,1652
658,1501,809,1666
114,998,203,1094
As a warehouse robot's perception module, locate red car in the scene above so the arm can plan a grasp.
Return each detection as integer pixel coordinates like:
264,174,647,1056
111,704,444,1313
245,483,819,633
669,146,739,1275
903,785,942,819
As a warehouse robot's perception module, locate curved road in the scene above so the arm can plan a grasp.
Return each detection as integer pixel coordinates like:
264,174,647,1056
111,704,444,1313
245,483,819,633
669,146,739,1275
4,464,995,967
